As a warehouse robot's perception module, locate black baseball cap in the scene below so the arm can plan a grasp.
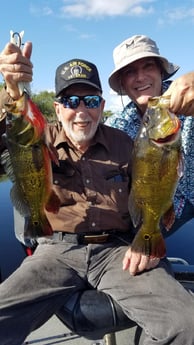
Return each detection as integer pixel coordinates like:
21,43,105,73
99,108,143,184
55,59,102,97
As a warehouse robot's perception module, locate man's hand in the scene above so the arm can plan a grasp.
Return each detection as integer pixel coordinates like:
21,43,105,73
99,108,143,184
163,72,194,116
0,42,33,100
122,247,160,276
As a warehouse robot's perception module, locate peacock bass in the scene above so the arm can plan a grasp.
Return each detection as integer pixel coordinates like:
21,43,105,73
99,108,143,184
128,96,183,258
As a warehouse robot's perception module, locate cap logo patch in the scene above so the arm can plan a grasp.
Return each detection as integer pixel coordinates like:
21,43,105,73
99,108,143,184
60,61,92,81
55,58,102,96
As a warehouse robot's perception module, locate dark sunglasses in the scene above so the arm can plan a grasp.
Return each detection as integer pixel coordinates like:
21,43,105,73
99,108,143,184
58,95,103,109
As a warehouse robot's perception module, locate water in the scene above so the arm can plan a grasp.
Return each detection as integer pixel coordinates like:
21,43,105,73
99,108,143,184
166,219,194,265
0,179,25,281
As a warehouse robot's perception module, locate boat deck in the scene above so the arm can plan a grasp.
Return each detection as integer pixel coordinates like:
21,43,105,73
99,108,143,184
24,315,135,345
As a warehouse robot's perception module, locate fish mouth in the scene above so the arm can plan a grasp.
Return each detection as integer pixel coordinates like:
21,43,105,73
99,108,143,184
151,131,179,145
150,117,181,145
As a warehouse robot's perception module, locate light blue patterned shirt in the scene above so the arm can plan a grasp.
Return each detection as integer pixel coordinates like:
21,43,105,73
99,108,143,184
105,81,194,218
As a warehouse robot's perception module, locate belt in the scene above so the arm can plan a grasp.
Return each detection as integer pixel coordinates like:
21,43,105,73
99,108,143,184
52,231,128,244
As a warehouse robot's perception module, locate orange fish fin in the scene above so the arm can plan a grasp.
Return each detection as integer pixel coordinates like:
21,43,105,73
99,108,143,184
26,95,47,133
45,190,61,214
128,191,142,228
131,229,166,258
162,205,176,231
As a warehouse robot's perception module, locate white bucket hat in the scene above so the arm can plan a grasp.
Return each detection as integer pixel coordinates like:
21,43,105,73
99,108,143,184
109,35,180,95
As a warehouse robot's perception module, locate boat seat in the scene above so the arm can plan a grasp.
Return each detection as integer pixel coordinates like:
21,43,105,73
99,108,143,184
56,289,138,341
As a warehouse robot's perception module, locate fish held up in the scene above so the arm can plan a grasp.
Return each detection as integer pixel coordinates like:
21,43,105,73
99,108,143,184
128,96,183,258
1,92,61,239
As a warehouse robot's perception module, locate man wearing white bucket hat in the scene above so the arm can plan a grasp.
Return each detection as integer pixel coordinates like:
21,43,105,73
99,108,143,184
106,34,194,236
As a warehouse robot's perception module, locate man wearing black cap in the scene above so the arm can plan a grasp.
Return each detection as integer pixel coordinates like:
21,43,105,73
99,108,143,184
0,40,194,345
53,58,105,153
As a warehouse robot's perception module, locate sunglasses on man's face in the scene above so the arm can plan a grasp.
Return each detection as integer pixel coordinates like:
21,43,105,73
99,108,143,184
58,95,103,109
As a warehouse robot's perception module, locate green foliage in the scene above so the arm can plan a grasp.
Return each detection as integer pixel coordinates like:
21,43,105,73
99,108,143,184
32,91,114,123
31,91,57,122
0,82,5,91
0,83,114,123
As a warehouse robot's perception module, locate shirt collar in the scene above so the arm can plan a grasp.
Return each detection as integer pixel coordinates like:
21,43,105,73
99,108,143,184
54,122,109,152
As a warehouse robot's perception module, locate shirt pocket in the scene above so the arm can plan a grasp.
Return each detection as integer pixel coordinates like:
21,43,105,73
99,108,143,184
52,160,81,206
104,172,130,214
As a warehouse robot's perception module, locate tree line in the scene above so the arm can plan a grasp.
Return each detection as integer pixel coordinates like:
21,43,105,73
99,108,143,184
0,83,113,123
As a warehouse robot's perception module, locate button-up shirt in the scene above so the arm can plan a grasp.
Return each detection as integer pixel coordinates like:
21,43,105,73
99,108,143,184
105,81,194,218
45,122,133,232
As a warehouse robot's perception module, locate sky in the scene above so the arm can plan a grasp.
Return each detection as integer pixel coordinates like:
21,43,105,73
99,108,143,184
0,0,193,111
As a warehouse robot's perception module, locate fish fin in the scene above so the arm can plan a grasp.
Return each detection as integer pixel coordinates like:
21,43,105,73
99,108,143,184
128,191,142,228
25,96,46,136
177,152,184,179
24,213,53,238
45,190,61,213
159,149,184,181
1,149,16,182
162,205,176,231
10,184,30,217
131,228,166,258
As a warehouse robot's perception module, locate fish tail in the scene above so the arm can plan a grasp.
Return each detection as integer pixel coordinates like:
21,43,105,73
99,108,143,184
131,228,166,258
24,214,53,238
